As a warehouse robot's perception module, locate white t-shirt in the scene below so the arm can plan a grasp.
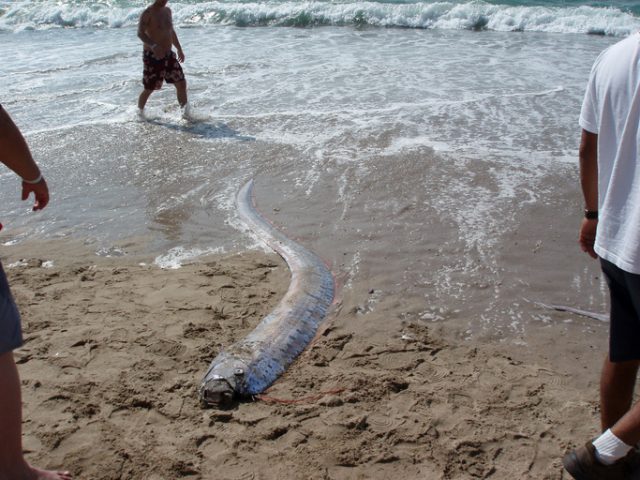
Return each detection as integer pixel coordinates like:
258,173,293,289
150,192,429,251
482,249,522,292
580,32,640,274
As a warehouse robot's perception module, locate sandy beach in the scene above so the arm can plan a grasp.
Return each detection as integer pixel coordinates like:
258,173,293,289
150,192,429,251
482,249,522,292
2,233,608,480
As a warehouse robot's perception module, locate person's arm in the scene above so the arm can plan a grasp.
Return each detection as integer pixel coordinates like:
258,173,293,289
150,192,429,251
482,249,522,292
0,106,49,212
170,12,184,63
578,129,598,259
172,29,184,62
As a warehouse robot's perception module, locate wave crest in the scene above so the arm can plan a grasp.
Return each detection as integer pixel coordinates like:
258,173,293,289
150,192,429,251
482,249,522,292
0,0,638,36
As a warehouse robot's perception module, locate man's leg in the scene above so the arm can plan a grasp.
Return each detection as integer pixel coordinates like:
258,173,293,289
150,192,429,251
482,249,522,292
138,89,154,110
586,259,640,464
600,257,640,437
563,357,640,476
563,260,640,477
611,400,640,447
0,351,71,480
175,80,187,108
600,357,640,431
0,351,27,476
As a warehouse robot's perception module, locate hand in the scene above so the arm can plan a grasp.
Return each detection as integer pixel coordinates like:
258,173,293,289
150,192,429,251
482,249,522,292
177,48,185,63
579,218,598,259
22,177,49,211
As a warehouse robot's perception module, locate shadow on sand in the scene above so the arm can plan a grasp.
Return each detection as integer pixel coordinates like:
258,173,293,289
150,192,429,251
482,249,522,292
145,118,255,142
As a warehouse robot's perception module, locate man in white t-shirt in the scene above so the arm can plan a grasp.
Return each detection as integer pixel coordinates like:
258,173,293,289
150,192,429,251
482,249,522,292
563,32,640,480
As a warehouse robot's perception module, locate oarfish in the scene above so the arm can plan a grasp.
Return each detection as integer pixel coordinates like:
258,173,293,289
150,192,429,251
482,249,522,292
200,179,335,407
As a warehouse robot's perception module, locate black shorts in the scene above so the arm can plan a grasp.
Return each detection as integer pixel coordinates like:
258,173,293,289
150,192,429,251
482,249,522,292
0,261,22,355
601,258,640,362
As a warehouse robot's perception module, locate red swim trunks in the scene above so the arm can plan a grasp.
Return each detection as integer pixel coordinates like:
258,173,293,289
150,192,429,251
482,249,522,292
142,50,185,91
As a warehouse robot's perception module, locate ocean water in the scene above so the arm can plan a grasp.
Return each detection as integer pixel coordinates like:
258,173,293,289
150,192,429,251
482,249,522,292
0,0,638,342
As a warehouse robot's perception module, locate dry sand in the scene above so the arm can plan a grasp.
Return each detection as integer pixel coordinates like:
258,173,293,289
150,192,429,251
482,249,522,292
0,237,612,480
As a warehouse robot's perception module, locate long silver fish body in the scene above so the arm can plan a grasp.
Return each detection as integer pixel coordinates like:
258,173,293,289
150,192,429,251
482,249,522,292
200,179,335,407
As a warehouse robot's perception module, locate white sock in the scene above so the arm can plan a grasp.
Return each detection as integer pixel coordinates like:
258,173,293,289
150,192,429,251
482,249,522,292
593,429,632,465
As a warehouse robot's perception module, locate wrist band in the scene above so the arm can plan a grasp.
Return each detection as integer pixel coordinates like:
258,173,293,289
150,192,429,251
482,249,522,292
584,209,598,220
22,173,42,184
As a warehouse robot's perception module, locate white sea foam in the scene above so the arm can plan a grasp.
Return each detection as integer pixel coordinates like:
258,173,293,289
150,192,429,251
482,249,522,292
154,245,226,269
6,259,28,268
0,0,637,36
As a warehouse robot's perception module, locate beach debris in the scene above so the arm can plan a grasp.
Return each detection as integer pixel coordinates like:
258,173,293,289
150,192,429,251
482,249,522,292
534,301,609,323
200,179,335,408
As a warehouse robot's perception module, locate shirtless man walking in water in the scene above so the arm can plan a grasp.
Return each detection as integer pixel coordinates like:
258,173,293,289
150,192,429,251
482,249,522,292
137,0,188,112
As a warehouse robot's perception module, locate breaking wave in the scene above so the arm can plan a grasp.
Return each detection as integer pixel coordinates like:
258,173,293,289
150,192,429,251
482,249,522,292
0,0,638,36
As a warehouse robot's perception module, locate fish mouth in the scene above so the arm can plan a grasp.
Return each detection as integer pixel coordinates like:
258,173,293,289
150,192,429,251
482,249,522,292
200,372,241,408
